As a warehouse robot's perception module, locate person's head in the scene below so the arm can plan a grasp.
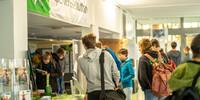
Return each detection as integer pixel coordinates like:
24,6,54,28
96,41,103,48
82,34,96,49
171,41,177,49
184,46,190,54
57,48,65,60
151,39,160,48
159,48,164,53
35,48,42,56
43,52,52,64
118,48,128,61
191,34,200,59
151,39,160,51
139,38,151,54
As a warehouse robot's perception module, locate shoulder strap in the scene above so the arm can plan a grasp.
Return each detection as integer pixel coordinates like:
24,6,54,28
99,50,105,93
144,54,156,63
192,69,200,88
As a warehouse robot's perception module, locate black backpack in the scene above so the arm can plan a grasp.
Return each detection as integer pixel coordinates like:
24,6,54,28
165,69,200,100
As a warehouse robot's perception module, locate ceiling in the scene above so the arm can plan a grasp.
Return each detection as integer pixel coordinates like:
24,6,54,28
28,12,88,40
117,0,200,18
28,13,119,40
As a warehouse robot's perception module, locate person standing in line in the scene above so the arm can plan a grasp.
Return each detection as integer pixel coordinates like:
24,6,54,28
168,34,200,96
78,34,120,100
138,38,158,100
118,48,135,100
96,41,122,71
167,42,181,66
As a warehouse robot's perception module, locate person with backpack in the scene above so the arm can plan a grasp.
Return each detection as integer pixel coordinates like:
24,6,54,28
78,34,120,100
118,48,135,100
96,41,122,71
167,34,200,100
167,41,181,66
138,38,159,100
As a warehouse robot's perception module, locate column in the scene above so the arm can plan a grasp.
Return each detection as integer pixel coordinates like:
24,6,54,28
0,0,28,59
180,17,186,59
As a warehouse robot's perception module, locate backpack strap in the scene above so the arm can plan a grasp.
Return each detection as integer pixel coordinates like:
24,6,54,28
99,50,106,99
144,54,156,63
192,69,200,88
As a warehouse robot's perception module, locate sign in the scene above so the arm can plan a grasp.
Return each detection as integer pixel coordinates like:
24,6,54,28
50,0,89,26
28,0,50,16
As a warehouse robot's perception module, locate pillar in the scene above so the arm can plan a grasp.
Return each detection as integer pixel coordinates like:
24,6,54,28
180,17,186,59
0,0,28,59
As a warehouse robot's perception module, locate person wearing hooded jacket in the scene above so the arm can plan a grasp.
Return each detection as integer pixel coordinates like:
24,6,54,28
118,48,135,100
78,34,120,100
138,38,159,100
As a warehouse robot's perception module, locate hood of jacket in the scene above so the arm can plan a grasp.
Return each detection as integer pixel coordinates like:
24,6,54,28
144,50,158,58
83,48,102,62
125,58,133,64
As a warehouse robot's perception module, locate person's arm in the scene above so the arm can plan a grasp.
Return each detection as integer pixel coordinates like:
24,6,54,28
121,62,135,83
168,65,188,91
138,58,151,87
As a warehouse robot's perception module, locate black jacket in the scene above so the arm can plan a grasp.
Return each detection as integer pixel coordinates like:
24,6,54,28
52,53,62,77
138,51,158,91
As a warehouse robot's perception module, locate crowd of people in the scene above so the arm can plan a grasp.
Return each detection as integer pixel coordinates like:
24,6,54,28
78,33,200,100
30,33,200,100
32,48,68,94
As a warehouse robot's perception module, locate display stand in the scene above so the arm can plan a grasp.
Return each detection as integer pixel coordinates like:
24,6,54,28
0,59,31,100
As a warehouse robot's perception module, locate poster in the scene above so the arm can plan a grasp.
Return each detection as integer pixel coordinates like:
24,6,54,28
50,0,90,26
19,90,31,100
153,29,165,38
15,67,29,90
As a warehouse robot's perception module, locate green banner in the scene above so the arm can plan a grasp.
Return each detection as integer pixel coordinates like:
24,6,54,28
28,0,50,16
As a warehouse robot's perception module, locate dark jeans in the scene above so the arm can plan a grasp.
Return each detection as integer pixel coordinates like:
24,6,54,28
57,76,64,94
88,91,101,100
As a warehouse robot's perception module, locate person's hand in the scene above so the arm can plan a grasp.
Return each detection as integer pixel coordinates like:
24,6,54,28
62,72,64,76
84,95,87,100
42,71,48,75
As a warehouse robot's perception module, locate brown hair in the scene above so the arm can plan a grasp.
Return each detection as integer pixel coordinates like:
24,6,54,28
151,39,160,48
96,41,103,48
171,41,177,49
139,38,151,54
82,34,96,49
43,52,52,61
57,48,65,55
119,48,128,57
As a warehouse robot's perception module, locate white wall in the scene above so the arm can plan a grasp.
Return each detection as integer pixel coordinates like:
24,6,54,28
0,0,27,59
89,0,123,34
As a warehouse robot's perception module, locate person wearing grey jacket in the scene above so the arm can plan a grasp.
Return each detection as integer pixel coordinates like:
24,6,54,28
78,34,120,100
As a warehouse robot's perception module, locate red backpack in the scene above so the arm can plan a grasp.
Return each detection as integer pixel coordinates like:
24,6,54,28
145,54,175,96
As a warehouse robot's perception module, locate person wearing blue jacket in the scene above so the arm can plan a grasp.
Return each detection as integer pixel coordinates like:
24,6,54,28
118,48,135,100
106,48,122,71
96,42,122,71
